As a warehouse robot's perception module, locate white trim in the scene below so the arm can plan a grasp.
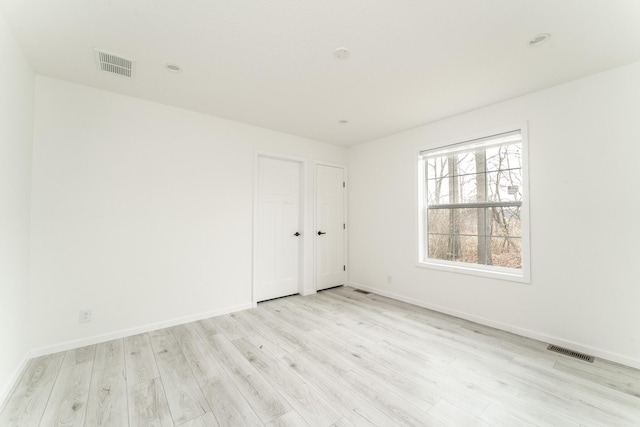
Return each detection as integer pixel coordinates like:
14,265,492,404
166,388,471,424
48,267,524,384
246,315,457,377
415,260,529,283
420,130,522,158
348,281,640,370
314,160,347,169
420,122,530,154
509,326,640,370
28,302,251,359
0,353,30,409
349,281,511,329
253,151,307,305
314,161,348,292
2,301,252,407
253,151,308,164
416,122,531,284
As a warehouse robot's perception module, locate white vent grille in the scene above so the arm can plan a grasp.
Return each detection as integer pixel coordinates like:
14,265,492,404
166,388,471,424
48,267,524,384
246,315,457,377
95,49,135,78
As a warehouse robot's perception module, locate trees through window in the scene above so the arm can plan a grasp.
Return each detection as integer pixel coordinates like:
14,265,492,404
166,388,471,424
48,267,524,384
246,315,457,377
418,129,528,279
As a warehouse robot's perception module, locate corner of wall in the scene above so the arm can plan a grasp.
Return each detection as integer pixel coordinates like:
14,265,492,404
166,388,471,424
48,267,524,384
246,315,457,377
0,10,35,408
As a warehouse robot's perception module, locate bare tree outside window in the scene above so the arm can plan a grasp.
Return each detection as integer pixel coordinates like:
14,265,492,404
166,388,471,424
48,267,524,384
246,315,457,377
421,131,523,270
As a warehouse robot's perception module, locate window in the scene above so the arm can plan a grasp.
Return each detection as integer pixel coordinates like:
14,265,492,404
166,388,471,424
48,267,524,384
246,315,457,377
418,127,530,282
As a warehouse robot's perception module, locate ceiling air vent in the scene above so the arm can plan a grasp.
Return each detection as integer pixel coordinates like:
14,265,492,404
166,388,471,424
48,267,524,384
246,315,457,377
94,49,135,78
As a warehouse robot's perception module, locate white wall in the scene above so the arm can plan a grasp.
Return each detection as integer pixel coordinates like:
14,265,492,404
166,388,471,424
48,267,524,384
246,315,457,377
30,76,346,353
0,14,34,401
347,61,640,368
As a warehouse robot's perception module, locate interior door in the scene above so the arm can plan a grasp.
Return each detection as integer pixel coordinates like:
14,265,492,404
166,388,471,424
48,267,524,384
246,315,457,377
255,156,302,302
316,164,346,291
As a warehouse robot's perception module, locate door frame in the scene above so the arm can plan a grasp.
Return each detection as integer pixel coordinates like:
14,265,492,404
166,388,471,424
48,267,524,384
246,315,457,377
314,161,348,292
252,151,307,307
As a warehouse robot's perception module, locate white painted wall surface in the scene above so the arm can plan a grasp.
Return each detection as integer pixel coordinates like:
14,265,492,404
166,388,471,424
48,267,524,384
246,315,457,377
347,61,640,368
0,13,34,402
30,76,345,353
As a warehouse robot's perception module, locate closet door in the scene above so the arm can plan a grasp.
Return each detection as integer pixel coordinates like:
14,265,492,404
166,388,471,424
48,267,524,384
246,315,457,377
316,164,346,291
255,156,303,302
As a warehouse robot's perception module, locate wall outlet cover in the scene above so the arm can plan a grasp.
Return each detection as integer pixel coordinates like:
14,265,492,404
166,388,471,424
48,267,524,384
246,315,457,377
79,309,93,323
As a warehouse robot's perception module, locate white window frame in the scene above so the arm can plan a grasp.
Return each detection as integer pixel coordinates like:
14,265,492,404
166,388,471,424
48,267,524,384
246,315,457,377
416,123,531,283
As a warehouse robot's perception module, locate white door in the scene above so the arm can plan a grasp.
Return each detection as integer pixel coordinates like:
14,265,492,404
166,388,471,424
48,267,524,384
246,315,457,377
255,157,302,302
316,164,346,291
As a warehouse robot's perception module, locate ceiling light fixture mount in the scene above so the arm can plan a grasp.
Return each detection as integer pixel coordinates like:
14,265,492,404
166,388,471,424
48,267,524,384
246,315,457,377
334,48,350,59
529,33,551,46
165,63,182,72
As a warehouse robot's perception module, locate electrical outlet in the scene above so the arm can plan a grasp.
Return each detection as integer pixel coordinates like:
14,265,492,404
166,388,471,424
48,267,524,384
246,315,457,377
79,309,93,323
386,275,393,284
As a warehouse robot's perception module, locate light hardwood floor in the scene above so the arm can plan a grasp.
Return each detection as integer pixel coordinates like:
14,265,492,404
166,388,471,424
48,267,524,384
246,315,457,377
1,286,639,426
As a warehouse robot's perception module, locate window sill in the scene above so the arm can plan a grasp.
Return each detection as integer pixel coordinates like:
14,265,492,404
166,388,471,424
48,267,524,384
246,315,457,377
416,260,530,284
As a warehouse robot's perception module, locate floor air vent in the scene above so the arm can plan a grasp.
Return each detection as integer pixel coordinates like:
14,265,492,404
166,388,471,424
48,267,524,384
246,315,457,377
353,289,370,294
95,49,135,78
547,344,594,363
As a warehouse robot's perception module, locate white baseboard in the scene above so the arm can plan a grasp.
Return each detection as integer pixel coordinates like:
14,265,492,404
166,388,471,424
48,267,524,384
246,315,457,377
28,302,252,359
509,325,640,370
348,282,640,370
0,353,30,410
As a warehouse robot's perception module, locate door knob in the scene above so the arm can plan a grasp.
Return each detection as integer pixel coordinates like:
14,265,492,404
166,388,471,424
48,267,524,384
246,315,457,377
317,231,327,235
294,232,301,236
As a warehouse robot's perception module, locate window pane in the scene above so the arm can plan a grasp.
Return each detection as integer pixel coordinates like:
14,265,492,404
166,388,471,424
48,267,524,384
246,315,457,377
487,170,522,203
427,209,451,234
453,208,480,236
427,178,450,205
455,152,476,176
486,144,522,172
428,234,452,261
455,236,479,264
456,173,478,204
489,237,521,268
427,157,449,181
489,206,521,237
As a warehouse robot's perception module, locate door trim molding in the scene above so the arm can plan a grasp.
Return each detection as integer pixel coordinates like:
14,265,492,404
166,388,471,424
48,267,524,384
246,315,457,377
253,151,307,307
314,161,348,292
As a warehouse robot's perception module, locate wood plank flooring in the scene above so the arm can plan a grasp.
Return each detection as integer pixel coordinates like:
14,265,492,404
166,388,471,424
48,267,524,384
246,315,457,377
1,286,640,426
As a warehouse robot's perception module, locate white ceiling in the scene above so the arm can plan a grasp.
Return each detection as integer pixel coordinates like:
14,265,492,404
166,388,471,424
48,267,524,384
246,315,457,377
2,0,640,146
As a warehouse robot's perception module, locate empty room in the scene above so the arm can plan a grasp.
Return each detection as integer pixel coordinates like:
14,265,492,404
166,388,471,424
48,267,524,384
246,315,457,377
1,0,639,426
